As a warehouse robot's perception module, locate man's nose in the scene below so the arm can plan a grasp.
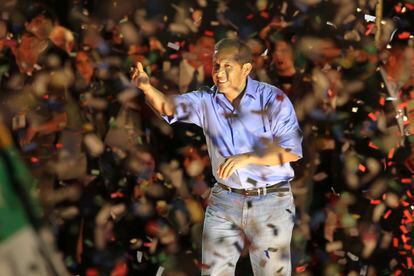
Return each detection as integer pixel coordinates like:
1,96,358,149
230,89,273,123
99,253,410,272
216,67,226,77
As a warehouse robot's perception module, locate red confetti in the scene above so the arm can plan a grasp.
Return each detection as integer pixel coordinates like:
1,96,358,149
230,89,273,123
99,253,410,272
276,94,284,101
358,164,366,172
365,23,375,36
368,142,379,150
259,11,269,19
195,260,210,270
395,3,403,13
110,192,126,198
204,30,214,37
400,225,408,234
388,148,395,159
30,156,39,163
370,199,381,205
393,237,399,248
169,54,179,59
408,257,413,268
398,32,411,40
406,3,414,10
401,178,412,184
398,102,408,109
295,265,307,273
379,97,385,106
86,268,99,276
143,242,153,247
368,112,377,121
384,210,392,219
403,210,413,222
246,14,254,20
111,261,128,276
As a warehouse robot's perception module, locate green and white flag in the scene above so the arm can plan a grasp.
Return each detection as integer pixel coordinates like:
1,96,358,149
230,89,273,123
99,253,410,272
0,122,68,276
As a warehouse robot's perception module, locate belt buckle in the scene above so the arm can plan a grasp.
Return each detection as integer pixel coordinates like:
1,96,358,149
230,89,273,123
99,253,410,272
242,189,250,196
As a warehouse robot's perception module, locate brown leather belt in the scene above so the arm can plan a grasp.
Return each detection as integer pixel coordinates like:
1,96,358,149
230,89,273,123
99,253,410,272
217,181,290,196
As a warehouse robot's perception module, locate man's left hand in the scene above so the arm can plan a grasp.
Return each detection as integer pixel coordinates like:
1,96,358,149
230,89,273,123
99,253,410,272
217,153,251,179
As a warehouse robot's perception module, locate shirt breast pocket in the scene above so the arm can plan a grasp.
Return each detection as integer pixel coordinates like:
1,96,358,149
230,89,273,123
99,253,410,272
248,127,273,148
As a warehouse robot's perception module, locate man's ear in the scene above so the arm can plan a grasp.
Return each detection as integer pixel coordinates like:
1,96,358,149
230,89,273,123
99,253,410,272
242,63,253,76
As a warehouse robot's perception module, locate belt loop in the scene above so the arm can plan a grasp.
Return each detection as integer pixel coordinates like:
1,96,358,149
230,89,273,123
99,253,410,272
263,187,267,196
258,188,261,196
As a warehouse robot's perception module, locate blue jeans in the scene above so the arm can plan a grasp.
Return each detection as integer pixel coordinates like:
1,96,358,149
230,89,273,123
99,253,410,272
202,183,295,276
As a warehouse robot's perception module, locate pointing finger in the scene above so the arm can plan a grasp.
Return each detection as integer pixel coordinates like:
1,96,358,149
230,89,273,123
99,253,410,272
136,61,144,73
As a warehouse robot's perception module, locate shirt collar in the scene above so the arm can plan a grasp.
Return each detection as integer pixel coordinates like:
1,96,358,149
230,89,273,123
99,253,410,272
212,76,258,99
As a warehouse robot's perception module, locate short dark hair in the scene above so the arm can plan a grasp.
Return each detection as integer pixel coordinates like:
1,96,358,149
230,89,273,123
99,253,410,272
25,3,56,24
214,38,253,64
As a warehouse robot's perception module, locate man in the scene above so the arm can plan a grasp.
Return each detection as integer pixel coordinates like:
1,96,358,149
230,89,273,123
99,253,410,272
132,38,302,275
245,38,271,83
269,34,313,103
178,33,215,93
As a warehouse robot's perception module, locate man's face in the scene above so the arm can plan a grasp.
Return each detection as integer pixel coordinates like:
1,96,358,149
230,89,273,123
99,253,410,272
25,15,54,40
212,47,251,94
195,36,215,60
188,36,215,71
246,39,265,69
272,40,294,73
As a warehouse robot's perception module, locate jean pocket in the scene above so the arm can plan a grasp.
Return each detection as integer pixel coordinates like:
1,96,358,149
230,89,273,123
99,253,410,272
269,190,292,198
211,184,227,195
207,184,226,201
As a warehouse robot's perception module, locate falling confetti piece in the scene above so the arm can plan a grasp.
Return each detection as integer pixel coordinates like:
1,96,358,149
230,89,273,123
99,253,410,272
364,14,376,22
136,251,143,263
167,42,180,51
156,266,165,276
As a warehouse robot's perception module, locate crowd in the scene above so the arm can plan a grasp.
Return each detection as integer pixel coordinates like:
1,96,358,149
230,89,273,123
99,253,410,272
1,0,414,275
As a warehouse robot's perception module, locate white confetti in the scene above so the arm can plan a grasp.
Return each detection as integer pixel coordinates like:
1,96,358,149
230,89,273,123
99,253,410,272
156,266,165,276
364,14,376,23
346,251,359,261
326,21,337,29
136,251,143,263
167,42,180,51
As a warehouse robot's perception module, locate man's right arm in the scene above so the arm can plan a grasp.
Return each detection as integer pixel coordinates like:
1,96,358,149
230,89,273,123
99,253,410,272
131,62,175,116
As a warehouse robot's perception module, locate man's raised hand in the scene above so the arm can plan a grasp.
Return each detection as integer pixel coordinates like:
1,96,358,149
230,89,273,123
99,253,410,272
131,61,151,92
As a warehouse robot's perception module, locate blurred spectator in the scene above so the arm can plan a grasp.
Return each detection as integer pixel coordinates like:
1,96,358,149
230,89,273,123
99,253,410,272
268,31,312,101
178,33,215,93
245,37,270,83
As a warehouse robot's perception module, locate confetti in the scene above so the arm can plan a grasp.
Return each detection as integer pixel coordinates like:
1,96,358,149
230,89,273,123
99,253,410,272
155,266,165,276
167,42,180,51
364,14,376,22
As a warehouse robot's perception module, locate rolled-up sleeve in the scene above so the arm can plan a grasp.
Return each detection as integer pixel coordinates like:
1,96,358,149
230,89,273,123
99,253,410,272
267,89,303,158
162,91,204,127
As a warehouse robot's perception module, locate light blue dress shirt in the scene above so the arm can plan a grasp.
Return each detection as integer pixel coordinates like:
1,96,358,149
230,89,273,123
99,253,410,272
163,76,302,189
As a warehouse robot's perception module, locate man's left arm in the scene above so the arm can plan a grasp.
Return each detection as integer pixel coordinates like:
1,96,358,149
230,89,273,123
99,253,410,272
218,90,302,179
217,145,300,179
